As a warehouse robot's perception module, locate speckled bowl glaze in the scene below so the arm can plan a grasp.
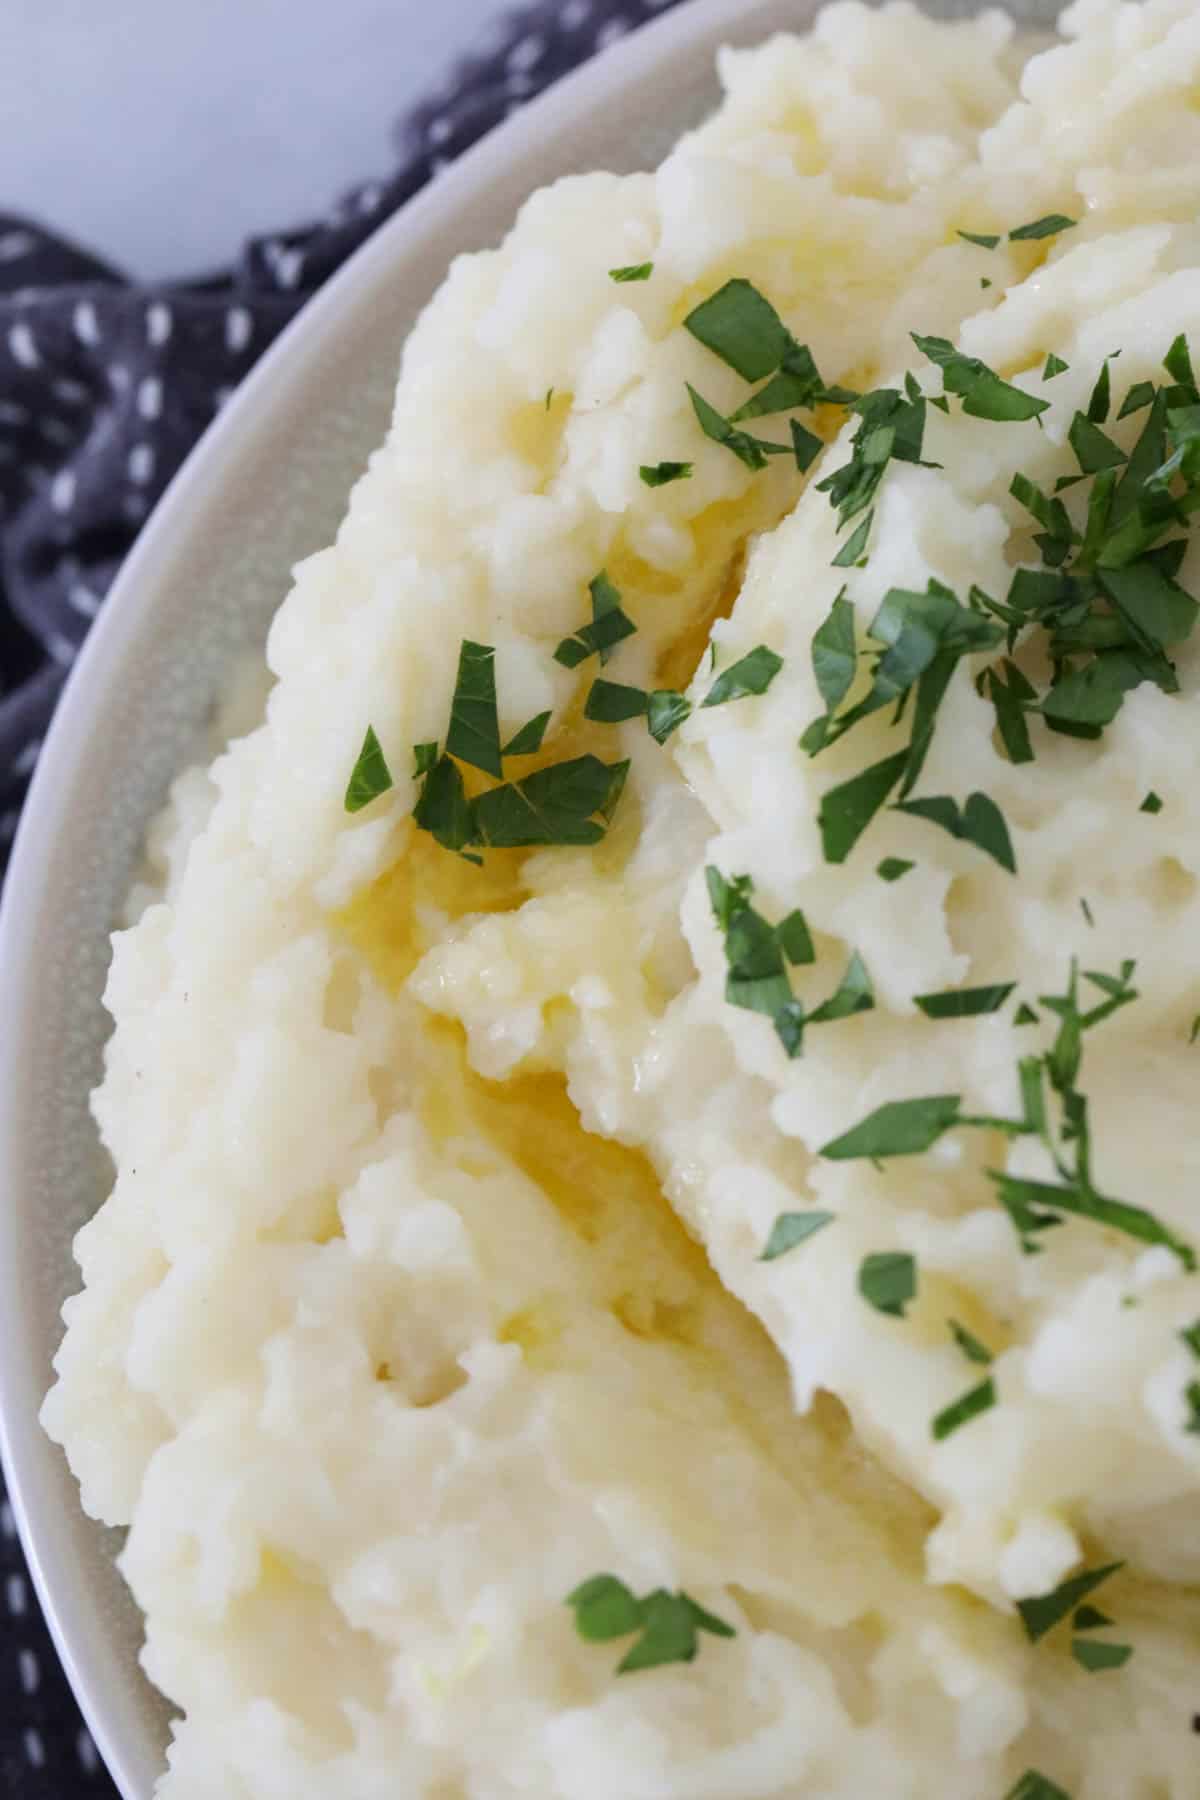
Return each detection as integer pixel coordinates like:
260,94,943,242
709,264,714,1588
0,0,1055,1791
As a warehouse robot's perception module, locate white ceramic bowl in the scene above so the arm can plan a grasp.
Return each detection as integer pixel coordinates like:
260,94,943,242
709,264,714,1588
0,0,1054,1791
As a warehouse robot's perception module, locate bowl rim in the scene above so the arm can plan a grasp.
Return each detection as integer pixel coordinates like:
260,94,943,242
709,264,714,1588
0,0,785,1790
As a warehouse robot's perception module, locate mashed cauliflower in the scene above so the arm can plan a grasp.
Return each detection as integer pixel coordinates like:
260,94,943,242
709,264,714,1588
43,1,1200,1794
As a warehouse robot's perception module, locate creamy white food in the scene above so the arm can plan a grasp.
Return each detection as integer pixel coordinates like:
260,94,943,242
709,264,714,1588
43,2,1200,1794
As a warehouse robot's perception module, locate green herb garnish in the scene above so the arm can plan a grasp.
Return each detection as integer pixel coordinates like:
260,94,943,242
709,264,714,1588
702,645,783,707
610,262,653,282
1005,1773,1071,1800
554,572,636,668
584,679,648,723
932,1376,996,1440
877,857,915,882
687,384,791,471
958,229,1000,249
822,1094,962,1160
444,640,503,777
760,1210,834,1261
646,690,691,743
894,791,1016,873
344,725,394,813
566,1576,735,1674
1016,1562,1123,1643
915,982,1016,1019
1043,353,1069,380
858,1251,916,1317
640,460,693,487
1071,1637,1132,1672
950,1320,993,1364
502,712,552,757
1014,1002,1039,1025
1009,214,1077,242
791,419,823,471
912,333,1049,423
472,755,629,848
1073,1605,1113,1631
1140,790,1163,813
413,741,438,777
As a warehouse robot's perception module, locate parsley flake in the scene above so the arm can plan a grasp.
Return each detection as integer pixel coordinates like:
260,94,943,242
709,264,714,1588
444,640,503,778
1009,214,1077,242
646,690,691,744
878,857,915,882
687,383,791,470
912,333,1049,423
957,229,1001,249
701,645,783,707
932,1375,996,1440
1016,1562,1123,1643
950,1320,993,1364
472,755,629,849
760,1210,834,1261
609,262,652,283
1140,790,1163,813
894,791,1017,873
1014,1002,1040,1026
915,982,1016,1019
567,1577,736,1676
1043,353,1069,380
1072,1605,1113,1632
584,679,648,724
344,725,393,813
554,572,636,669
858,1251,917,1318
502,712,551,757
639,460,693,487
1071,1637,1133,1673
1005,1774,1072,1800
823,1095,962,1161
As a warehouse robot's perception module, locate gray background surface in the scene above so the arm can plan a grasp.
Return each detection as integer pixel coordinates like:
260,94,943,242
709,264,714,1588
0,0,507,278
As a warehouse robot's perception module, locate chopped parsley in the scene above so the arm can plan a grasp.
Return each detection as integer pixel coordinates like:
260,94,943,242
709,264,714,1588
1016,1561,1123,1643
502,711,551,756
877,857,915,882
1140,790,1163,813
760,1210,834,1261
912,333,1049,423
584,679,649,724
915,982,1016,1019
1071,1637,1132,1672
791,419,823,471
1043,353,1069,380
409,637,633,858
566,1575,735,1674
554,572,637,668
702,645,783,707
472,755,629,849
1009,214,1077,242
639,460,693,487
958,229,1000,249
683,278,851,424
949,1319,993,1364
646,689,691,743
706,866,872,1056
932,1376,996,1440
816,381,929,555
1072,1604,1113,1632
609,262,653,282
831,511,873,567
687,383,791,470
894,791,1016,873
344,725,394,813
858,1251,917,1317
1005,1775,1072,1800
445,639,503,778
822,1093,962,1161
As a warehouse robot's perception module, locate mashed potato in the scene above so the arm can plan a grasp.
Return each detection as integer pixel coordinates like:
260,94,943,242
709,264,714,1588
42,1,1200,1794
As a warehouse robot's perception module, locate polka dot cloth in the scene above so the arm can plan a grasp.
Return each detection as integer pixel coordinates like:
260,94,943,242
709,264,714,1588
0,1,680,1791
